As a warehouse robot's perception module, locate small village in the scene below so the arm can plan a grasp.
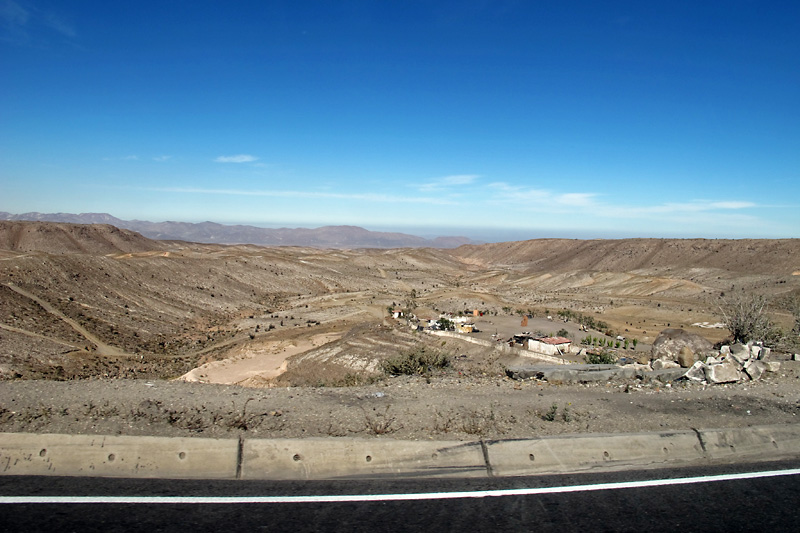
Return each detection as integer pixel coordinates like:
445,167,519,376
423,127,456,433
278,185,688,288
390,306,795,386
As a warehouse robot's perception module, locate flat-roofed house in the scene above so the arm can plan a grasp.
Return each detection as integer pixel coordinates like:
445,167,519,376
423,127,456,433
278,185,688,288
528,336,572,355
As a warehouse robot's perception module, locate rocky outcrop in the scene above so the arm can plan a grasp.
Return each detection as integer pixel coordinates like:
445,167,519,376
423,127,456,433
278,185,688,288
651,329,715,368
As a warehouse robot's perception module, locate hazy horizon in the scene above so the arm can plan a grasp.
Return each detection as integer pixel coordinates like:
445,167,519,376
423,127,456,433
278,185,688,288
5,209,797,244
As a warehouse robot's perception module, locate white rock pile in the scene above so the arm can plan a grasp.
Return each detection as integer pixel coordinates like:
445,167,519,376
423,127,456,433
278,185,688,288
682,342,780,384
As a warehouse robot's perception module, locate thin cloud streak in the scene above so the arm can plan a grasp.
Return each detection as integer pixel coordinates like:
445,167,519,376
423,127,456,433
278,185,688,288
0,0,76,45
146,186,455,205
485,182,758,214
214,154,258,163
418,174,480,191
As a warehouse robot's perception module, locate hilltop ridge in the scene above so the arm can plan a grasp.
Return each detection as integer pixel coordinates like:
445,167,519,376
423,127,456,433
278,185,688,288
0,211,476,249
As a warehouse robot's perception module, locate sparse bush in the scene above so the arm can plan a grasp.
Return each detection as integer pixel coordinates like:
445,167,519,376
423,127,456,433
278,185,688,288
719,293,780,345
556,328,570,338
431,410,454,434
543,403,558,422
460,407,500,436
362,405,398,435
585,350,616,365
382,347,450,376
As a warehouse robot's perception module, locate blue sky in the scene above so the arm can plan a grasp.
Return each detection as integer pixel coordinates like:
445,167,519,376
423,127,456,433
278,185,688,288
1,1,798,240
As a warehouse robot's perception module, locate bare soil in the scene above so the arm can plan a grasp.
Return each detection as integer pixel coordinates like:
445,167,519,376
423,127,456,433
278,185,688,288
1,221,799,440
2,360,799,441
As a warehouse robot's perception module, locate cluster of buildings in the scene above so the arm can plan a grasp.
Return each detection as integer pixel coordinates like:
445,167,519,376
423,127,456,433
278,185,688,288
394,308,574,356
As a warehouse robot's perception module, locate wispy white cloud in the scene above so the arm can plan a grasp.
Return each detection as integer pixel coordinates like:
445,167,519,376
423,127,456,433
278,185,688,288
483,182,761,223
1,0,75,45
620,200,758,216
555,193,598,207
41,8,75,38
144,186,454,205
487,182,564,203
214,154,258,163
102,155,139,161
418,174,479,191
708,201,756,210
1,0,30,44
153,155,172,162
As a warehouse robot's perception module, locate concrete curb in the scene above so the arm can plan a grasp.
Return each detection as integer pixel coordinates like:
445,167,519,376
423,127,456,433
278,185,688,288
484,430,706,477
242,438,487,480
2,424,799,480
0,433,239,479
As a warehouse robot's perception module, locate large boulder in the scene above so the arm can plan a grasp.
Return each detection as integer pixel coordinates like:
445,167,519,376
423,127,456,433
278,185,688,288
651,329,715,367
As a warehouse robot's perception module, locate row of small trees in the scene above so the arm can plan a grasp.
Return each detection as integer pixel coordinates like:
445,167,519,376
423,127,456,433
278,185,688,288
581,336,638,350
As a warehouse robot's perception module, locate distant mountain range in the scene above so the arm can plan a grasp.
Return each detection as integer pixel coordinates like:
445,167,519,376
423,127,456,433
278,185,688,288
0,212,478,249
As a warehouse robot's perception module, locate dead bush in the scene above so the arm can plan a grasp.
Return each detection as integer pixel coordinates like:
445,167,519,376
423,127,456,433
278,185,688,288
382,346,450,376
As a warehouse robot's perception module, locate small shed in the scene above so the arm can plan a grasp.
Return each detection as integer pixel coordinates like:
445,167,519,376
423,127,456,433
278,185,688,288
456,323,475,333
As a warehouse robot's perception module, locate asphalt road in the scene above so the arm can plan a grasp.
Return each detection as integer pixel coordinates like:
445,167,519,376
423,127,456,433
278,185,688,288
1,460,799,532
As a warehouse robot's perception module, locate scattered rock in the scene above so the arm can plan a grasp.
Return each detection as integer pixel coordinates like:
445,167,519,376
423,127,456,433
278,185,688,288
731,343,749,357
744,360,765,381
704,361,741,384
684,361,706,382
652,359,681,370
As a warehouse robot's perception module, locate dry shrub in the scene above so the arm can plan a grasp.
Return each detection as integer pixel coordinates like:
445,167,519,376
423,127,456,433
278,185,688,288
382,346,450,376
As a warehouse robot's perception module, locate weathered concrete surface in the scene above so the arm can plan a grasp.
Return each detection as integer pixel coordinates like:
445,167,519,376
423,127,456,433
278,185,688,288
242,438,486,480
505,364,644,382
485,431,705,477
3,424,799,480
0,433,239,478
698,425,800,461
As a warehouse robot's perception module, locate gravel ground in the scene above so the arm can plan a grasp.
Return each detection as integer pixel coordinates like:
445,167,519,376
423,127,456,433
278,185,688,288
2,360,799,441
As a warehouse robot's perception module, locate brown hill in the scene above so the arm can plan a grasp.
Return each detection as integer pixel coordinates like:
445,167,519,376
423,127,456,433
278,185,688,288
0,212,477,249
0,221,163,255
450,238,800,276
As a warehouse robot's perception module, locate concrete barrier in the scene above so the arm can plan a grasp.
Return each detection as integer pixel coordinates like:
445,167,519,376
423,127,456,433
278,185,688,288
698,425,800,462
0,433,239,479
2,424,799,480
242,438,487,480
485,430,706,477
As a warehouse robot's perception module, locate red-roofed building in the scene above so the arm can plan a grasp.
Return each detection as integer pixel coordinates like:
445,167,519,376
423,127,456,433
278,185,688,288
528,336,572,355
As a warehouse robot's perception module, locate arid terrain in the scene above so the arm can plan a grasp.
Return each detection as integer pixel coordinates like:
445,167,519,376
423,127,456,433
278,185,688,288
1,221,799,441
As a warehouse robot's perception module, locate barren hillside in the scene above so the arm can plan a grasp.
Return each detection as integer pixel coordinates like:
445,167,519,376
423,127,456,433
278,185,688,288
0,221,798,383
0,221,163,255
451,238,800,275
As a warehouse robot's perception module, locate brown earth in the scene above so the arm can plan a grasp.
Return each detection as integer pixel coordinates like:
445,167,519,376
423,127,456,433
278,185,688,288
1,221,799,440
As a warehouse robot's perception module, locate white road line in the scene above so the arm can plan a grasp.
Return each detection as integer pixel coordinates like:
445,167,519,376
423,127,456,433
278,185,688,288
3,468,799,505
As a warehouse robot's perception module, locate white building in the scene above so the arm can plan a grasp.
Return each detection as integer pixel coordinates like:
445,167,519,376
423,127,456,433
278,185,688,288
528,336,572,355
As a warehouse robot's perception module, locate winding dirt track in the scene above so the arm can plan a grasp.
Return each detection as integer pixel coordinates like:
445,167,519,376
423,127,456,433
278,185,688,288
4,283,128,356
